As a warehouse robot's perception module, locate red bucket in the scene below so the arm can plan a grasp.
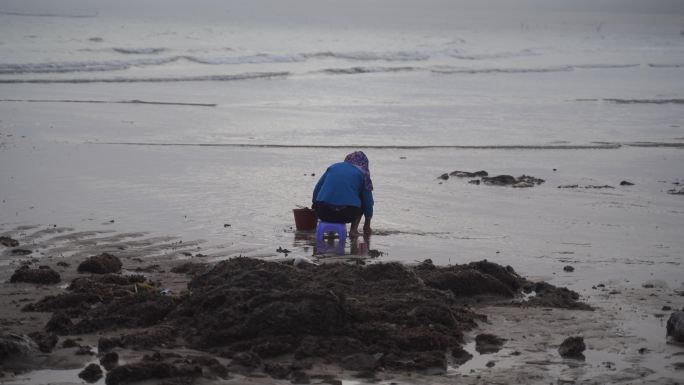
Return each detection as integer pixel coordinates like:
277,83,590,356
293,208,317,231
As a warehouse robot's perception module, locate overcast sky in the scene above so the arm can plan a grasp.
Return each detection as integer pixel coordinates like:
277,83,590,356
2,0,684,17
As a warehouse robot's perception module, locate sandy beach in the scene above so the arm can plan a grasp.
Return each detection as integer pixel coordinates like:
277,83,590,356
0,222,683,385
2,0,684,383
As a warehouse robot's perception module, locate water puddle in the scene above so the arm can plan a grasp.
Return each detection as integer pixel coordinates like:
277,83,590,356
0,361,104,385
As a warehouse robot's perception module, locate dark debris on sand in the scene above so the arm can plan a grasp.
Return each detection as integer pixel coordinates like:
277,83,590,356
15,256,590,383
475,333,506,354
0,236,19,248
558,336,586,359
77,253,123,274
78,363,103,383
9,265,61,284
439,170,545,188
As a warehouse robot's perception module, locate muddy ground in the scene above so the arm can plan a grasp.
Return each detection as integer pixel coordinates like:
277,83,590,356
0,228,683,385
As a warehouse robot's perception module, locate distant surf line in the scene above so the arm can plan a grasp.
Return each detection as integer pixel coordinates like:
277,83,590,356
0,99,216,107
90,142,623,150
0,11,97,18
0,72,289,84
575,98,684,105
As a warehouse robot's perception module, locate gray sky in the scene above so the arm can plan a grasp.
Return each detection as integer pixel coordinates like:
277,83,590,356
1,0,684,17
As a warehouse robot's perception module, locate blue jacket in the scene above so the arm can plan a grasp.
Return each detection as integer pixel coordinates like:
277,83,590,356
312,162,374,218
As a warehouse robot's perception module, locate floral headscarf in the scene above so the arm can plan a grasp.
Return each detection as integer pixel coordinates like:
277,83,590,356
344,151,373,191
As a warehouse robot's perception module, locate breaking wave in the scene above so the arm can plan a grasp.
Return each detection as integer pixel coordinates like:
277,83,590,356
448,48,540,60
319,66,418,75
112,48,167,55
0,11,97,18
432,63,642,75
648,63,684,68
0,57,179,75
573,64,639,69
0,50,431,75
0,99,216,107
432,66,574,74
576,98,684,105
624,142,684,148
305,50,430,62
0,72,289,84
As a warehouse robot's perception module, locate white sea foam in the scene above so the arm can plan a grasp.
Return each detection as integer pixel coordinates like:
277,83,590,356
112,47,167,55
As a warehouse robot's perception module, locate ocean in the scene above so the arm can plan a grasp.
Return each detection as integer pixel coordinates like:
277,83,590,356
1,0,683,289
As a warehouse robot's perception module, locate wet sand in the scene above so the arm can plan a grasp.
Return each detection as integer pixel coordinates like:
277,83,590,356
1,123,684,385
0,225,683,385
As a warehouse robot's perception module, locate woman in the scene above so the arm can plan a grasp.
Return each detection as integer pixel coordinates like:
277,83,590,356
312,151,374,237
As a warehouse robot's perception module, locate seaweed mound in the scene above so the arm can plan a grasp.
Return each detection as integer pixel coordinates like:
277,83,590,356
10,265,61,284
21,257,590,381
78,253,123,274
171,258,481,371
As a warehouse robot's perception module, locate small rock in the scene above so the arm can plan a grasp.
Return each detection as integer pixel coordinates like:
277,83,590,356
642,283,655,289
28,331,57,353
451,346,473,366
563,265,575,272
100,351,119,371
662,305,672,311
449,170,488,178
10,249,32,255
76,345,95,355
475,334,506,354
0,334,39,361
97,336,122,352
558,336,586,359
78,363,103,383
77,253,122,274
666,311,684,342
482,174,516,186
10,265,61,284
620,180,634,186
438,173,449,180
468,179,481,185
485,360,495,368
0,236,19,247
673,362,684,371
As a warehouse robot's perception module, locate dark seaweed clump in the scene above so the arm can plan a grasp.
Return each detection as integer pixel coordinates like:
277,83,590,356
18,257,589,384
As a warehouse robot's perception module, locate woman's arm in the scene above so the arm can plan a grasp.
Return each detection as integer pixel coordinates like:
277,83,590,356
361,189,373,234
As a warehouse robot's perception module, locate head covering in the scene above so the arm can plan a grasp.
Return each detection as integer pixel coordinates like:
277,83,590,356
344,151,373,191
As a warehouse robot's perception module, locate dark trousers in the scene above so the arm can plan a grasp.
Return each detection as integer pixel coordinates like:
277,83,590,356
313,202,361,224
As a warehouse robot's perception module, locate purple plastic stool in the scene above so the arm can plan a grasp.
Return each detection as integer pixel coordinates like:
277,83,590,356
315,221,347,244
